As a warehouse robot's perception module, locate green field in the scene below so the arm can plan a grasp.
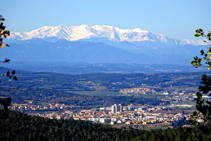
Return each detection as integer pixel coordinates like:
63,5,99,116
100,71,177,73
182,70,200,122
177,101,195,105
65,91,122,96
136,94,161,98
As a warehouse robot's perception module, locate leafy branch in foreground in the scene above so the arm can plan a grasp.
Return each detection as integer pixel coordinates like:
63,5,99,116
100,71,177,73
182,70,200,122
0,15,17,110
191,29,211,69
188,28,211,139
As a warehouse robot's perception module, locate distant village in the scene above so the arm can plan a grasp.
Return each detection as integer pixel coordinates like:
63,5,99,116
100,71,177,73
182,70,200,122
119,87,211,102
119,88,157,95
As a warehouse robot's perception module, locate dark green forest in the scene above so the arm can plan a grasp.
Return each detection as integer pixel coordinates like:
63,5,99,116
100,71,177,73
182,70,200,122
1,109,211,141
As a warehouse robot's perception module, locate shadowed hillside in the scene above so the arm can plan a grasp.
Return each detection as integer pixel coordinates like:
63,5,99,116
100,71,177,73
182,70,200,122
1,110,210,141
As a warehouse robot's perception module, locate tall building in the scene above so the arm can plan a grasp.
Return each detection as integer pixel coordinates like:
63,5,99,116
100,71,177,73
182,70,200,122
120,104,123,112
111,104,122,113
111,104,117,113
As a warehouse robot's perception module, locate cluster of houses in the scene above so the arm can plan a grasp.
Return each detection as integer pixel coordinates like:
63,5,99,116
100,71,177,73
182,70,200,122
6,103,91,112
119,87,205,103
119,88,156,94
26,104,191,127
1,101,195,128
71,104,191,126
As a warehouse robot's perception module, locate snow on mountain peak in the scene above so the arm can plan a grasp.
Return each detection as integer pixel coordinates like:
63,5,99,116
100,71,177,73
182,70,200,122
8,24,205,45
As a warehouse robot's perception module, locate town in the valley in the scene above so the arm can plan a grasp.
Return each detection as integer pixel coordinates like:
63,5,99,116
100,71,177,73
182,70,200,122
5,87,207,129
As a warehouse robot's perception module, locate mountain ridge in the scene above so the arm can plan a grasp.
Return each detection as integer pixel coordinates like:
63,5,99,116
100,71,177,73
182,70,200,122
3,25,209,65
8,24,205,46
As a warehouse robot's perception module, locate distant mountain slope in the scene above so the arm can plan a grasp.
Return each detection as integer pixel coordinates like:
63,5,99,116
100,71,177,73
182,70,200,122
1,39,152,63
2,38,206,64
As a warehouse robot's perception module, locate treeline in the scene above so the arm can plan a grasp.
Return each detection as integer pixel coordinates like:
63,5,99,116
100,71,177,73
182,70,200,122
1,67,210,91
0,67,165,106
0,83,164,106
58,95,166,107
2,85,164,106
1,110,211,141
0,67,209,106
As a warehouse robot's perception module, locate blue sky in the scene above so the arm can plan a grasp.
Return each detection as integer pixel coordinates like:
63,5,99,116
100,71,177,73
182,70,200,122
1,0,210,40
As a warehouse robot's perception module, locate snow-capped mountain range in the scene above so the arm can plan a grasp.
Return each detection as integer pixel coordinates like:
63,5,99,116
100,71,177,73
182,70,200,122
8,24,205,46
3,24,208,65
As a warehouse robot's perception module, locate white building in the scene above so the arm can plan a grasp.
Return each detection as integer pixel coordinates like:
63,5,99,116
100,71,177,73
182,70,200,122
145,115,157,120
99,118,111,123
111,104,122,113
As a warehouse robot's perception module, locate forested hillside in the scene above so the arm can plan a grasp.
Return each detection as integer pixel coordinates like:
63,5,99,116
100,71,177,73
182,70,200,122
1,110,210,141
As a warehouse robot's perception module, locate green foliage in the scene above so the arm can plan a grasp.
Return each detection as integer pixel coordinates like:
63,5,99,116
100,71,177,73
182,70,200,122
191,29,211,69
0,15,17,110
190,28,211,139
0,15,10,48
